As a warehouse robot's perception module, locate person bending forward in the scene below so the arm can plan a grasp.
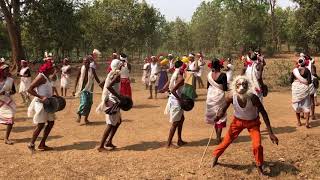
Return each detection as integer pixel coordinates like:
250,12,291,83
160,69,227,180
27,61,56,151
97,59,123,151
211,76,278,176
161,60,187,148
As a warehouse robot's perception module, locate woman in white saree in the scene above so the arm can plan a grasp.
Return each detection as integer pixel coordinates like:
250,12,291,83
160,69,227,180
291,57,312,128
205,59,228,143
0,64,16,145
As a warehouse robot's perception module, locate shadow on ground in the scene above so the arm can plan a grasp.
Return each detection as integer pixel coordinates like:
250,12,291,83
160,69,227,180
54,141,98,151
261,126,296,135
120,141,165,151
217,161,300,177
133,104,160,109
186,135,265,147
14,117,32,122
13,135,63,144
0,125,33,133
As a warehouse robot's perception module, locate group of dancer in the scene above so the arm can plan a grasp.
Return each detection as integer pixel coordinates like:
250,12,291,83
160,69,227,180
0,48,318,175
0,49,133,151
144,51,278,175
142,53,206,100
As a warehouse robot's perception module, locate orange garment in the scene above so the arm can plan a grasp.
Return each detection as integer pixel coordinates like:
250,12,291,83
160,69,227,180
213,116,263,166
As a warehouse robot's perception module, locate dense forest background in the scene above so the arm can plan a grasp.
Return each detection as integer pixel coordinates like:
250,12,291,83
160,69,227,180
0,0,319,65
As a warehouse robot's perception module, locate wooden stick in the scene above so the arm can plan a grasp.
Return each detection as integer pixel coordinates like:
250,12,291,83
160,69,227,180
199,128,215,168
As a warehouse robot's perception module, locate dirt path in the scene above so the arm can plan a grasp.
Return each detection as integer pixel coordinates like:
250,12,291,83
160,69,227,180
0,80,319,179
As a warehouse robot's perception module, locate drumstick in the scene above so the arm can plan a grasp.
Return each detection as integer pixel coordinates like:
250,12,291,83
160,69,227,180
199,127,215,168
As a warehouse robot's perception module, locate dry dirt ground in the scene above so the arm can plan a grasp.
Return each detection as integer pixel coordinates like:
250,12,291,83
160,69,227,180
1,56,320,179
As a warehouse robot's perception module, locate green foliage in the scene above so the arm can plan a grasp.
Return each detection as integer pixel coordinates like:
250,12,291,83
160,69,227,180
190,1,222,53
79,0,163,54
0,22,10,56
273,60,293,87
22,0,80,58
1,0,319,60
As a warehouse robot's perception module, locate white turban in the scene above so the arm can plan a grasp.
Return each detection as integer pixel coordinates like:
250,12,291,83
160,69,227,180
0,58,5,63
110,59,122,71
93,49,101,55
188,53,195,58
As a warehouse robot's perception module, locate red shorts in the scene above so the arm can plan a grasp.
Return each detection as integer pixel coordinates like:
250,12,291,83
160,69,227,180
120,78,132,97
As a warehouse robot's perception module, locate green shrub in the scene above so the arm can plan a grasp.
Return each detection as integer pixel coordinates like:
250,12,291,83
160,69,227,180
273,60,293,87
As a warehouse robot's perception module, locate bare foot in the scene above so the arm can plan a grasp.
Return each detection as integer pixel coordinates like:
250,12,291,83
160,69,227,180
84,120,90,125
148,96,153,99
105,143,117,149
211,156,218,168
27,143,35,153
297,122,302,126
38,145,53,151
177,140,187,147
311,116,316,120
4,139,14,145
306,124,312,128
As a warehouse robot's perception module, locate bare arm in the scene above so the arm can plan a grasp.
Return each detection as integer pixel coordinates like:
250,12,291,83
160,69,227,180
171,75,184,100
256,63,264,86
307,69,312,84
91,68,101,86
127,63,132,73
241,66,247,75
159,80,170,93
313,65,318,78
252,94,279,145
290,72,294,84
28,75,47,101
221,73,228,91
10,83,16,95
73,68,82,93
215,93,233,120
107,74,121,99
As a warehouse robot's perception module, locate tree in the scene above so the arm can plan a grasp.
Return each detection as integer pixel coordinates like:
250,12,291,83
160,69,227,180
23,0,81,59
0,21,10,55
0,0,29,69
268,0,277,50
190,1,222,54
291,0,320,52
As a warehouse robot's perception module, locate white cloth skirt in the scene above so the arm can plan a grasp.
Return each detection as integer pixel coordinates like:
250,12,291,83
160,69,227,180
28,97,55,124
19,77,31,93
61,75,70,88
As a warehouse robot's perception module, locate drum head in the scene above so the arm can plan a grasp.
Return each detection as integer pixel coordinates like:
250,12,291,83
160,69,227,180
54,96,66,111
180,98,194,111
119,96,133,111
43,97,59,113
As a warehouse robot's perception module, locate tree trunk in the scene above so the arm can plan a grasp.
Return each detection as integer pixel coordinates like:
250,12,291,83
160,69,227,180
0,0,25,72
269,0,277,52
